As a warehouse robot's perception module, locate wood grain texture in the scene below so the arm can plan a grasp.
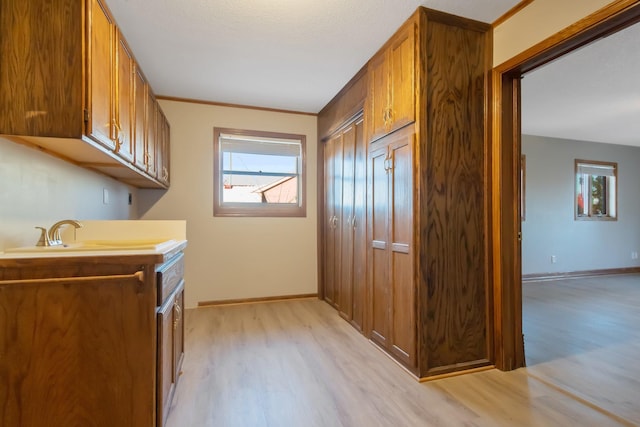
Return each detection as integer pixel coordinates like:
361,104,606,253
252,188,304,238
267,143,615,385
164,298,631,427
322,116,367,331
87,0,116,149
115,29,135,162
317,65,367,140
0,0,83,137
0,273,156,427
421,18,490,374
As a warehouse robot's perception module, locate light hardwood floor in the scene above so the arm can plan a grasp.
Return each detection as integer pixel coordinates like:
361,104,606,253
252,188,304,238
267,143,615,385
166,277,640,427
523,274,640,425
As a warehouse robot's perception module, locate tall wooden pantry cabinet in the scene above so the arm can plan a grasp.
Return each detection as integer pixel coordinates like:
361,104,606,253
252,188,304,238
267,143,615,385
320,7,492,380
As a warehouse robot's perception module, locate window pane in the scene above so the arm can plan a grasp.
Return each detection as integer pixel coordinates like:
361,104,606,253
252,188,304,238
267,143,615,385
574,159,617,221
213,127,306,217
590,175,606,215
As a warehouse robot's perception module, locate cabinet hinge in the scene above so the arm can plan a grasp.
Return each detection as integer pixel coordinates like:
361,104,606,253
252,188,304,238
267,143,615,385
83,109,89,122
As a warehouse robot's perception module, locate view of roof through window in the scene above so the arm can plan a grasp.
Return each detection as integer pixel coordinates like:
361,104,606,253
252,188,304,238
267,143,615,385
220,134,302,204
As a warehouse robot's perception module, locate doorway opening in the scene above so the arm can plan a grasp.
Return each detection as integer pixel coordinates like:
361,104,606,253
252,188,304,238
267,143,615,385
493,2,640,371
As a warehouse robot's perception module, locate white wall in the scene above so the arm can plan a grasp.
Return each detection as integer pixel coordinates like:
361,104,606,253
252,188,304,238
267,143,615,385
0,137,138,250
493,0,613,66
522,134,640,275
139,100,318,308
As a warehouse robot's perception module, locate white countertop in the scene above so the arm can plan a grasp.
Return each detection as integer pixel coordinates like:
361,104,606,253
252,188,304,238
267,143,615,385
0,220,187,259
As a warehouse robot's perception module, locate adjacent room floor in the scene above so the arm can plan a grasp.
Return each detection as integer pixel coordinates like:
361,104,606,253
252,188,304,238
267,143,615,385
166,275,640,426
522,274,640,425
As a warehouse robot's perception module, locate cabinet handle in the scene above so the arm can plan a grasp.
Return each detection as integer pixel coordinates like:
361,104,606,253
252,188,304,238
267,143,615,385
383,107,393,127
352,216,357,229
173,300,182,330
113,122,123,153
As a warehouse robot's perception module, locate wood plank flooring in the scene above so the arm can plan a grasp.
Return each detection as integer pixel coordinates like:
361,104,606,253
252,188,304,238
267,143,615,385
523,274,640,425
166,279,640,427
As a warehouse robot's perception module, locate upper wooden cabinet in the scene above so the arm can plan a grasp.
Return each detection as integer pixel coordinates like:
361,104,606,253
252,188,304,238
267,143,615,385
88,0,116,150
367,19,416,142
114,29,135,163
0,0,170,189
157,108,171,186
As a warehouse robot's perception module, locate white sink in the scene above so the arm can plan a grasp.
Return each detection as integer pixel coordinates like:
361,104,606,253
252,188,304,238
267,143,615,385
5,239,177,253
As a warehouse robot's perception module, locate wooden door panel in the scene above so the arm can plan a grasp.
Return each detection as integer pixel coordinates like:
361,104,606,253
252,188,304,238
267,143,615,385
390,130,415,367
133,66,147,170
339,124,356,320
157,294,176,427
115,32,134,162
146,93,158,176
324,135,343,306
369,144,390,347
389,23,415,132
391,250,414,365
87,0,114,149
367,53,389,142
351,118,366,331
174,286,185,375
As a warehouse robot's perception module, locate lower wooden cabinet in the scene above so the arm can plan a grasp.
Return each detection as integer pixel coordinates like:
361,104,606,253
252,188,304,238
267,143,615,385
157,281,185,427
0,246,186,427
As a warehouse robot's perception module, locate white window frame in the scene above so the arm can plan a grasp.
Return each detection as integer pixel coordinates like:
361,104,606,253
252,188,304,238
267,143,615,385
575,159,617,221
213,127,306,217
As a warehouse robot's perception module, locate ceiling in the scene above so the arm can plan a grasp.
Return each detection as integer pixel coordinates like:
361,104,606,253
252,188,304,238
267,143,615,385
105,0,519,113
105,0,638,148
522,21,640,147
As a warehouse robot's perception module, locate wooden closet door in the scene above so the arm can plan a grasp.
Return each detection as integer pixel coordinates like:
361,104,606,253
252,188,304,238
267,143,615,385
351,118,366,331
369,142,391,348
324,135,342,306
338,124,356,320
389,129,415,368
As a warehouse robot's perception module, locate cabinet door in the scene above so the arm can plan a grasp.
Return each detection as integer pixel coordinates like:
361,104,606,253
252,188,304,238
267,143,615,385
146,93,158,177
388,23,415,132
369,142,390,347
157,293,176,427
157,108,171,185
324,134,342,306
389,132,415,368
87,0,115,149
115,30,134,162
174,286,185,376
367,52,389,142
133,66,147,170
338,123,356,320
351,117,366,331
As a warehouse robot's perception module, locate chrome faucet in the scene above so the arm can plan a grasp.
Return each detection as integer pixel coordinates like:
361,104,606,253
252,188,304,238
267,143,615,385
35,220,83,246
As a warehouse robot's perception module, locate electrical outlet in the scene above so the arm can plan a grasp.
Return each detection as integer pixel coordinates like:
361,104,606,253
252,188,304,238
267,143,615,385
632,251,638,260
551,255,557,264
103,188,109,205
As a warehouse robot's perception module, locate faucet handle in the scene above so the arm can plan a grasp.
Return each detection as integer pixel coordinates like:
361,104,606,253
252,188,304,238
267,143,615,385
35,227,51,247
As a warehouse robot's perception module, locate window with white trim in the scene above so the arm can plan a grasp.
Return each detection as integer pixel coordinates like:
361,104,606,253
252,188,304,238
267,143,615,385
575,159,617,220
213,128,306,217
